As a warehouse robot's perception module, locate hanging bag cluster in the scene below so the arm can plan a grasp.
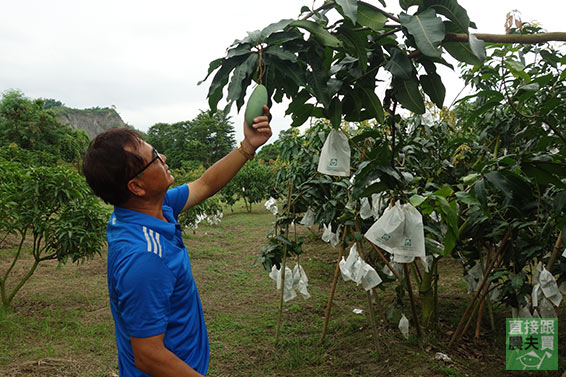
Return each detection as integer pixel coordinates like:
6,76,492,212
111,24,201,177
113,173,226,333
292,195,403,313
364,202,425,263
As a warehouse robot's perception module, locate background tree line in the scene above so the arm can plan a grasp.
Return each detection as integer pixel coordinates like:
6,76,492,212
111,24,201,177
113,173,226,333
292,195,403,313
0,89,276,310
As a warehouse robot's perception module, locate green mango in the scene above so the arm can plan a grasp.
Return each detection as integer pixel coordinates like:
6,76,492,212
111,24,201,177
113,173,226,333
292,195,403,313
245,84,267,126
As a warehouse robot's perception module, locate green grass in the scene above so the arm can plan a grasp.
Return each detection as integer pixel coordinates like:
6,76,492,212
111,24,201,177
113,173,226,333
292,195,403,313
0,201,564,376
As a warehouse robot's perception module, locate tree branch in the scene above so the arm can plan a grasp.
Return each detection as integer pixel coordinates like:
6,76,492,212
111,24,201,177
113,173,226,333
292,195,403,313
445,32,566,44
358,1,400,23
300,0,336,20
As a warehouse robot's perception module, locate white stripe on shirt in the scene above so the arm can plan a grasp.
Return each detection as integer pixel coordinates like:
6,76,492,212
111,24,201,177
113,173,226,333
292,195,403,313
142,226,152,252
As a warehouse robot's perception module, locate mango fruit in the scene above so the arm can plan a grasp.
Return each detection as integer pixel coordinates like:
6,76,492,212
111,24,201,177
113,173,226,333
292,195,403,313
245,84,267,126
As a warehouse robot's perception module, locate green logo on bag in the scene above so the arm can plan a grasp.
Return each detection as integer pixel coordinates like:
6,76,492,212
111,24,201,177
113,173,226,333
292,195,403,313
404,238,412,247
506,318,557,371
381,233,390,241
329,158,338,167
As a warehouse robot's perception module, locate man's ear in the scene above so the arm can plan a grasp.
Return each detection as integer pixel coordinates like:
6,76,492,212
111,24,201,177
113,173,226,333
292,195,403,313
127,178,146,197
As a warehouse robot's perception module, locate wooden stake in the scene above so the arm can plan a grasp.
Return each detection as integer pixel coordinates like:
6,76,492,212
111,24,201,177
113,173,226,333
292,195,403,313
546,231,563,272
481,248,496,332
275,179,294,344
320,228,348,343
352,222,381,352
449,229,511,348
369,243,403,282
474,293,486,340
275,234,288,344
403,263,422,341
462,254,504,341
412,260,422,285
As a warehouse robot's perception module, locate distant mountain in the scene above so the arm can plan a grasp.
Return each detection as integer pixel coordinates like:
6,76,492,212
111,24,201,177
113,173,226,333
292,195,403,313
51,106,127,139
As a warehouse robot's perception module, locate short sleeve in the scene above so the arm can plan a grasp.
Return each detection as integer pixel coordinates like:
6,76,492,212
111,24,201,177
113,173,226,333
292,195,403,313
114,252,176,338
164,184,189,218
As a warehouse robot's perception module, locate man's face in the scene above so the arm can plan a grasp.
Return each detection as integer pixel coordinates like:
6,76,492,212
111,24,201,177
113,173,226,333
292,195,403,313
128,140,175,194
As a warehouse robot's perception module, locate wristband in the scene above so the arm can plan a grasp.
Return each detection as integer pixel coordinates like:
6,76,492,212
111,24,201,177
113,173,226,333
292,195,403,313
237,141,255,160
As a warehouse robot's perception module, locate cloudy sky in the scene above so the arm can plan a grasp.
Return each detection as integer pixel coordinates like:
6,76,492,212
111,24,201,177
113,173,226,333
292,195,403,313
1,1,564,142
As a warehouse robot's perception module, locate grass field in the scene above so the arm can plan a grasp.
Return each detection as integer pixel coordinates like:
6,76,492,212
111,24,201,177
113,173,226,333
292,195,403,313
0,202,564,376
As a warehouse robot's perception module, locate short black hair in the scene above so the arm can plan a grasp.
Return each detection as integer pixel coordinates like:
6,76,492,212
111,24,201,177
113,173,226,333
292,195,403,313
83,128,146,206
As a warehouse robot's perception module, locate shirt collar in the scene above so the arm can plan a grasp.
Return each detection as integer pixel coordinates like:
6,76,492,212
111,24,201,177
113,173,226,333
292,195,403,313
113,205,178,240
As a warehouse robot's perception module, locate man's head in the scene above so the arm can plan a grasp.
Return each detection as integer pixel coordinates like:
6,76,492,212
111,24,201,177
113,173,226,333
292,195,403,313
83,128,172,206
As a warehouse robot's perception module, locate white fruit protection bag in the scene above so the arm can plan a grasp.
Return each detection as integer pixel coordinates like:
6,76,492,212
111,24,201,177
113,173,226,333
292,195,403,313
300,207,315,226
317,129,351,177
364,202,425,262
339,244,382,291
269,263,310,302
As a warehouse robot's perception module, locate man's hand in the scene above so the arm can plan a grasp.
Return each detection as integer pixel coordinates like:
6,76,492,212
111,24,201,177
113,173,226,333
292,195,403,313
243,105,272,150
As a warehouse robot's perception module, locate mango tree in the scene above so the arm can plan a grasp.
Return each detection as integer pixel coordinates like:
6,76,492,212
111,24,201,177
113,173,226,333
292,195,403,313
201,0,566,340
0,160,108,310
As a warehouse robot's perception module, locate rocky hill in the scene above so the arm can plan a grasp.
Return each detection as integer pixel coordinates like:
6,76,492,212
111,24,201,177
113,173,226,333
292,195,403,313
53,106,127,139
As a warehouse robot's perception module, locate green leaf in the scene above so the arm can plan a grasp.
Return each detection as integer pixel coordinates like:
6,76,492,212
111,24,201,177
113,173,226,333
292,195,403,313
265,30,303,46
290,103,314,127
522,162,566,188
553,191,566,215
264,46,297,63
400,0,423,10
357,3,387,31
444,41,483,65
392,78,425,114
385,48,414,80
423,0,470,33
443,226,458,255
434,185,453,198
505,59,525,72
473,178,488,209
462,173,480,185
307,69,332,108
285,90,310,115
198,58,224,85
359,87,385,123
259,19,294,40
420,71,445,108
226,43,254,59
400,9,445,58
226,54,259,104
328,97,342,128
505,60,530,82
338,23,369,69
336,0,358,24
410,194,427,206
484,171,512,198
511,274,524,290
343,89,363,121
468,34,486,62
289,20,342,48
206,55,248,111
275,234,293,246
540,49,560,67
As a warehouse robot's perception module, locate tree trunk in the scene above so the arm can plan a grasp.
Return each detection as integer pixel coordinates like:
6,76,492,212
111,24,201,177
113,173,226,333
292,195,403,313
419,259,437,330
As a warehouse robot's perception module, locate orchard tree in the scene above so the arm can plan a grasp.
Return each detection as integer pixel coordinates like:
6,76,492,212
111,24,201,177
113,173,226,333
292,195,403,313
146,110,235,169
0,161,108,310
201,0,566,341
221,159,275,212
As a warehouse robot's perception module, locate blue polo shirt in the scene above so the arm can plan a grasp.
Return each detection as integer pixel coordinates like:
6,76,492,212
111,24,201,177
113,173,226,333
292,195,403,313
106,184,209,376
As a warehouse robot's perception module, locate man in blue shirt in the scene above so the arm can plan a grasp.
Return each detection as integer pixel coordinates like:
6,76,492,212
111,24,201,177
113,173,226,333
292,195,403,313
82,107,271,377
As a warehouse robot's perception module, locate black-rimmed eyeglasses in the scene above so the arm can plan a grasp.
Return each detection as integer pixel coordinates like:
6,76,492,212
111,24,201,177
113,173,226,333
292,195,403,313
129,148,163,180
